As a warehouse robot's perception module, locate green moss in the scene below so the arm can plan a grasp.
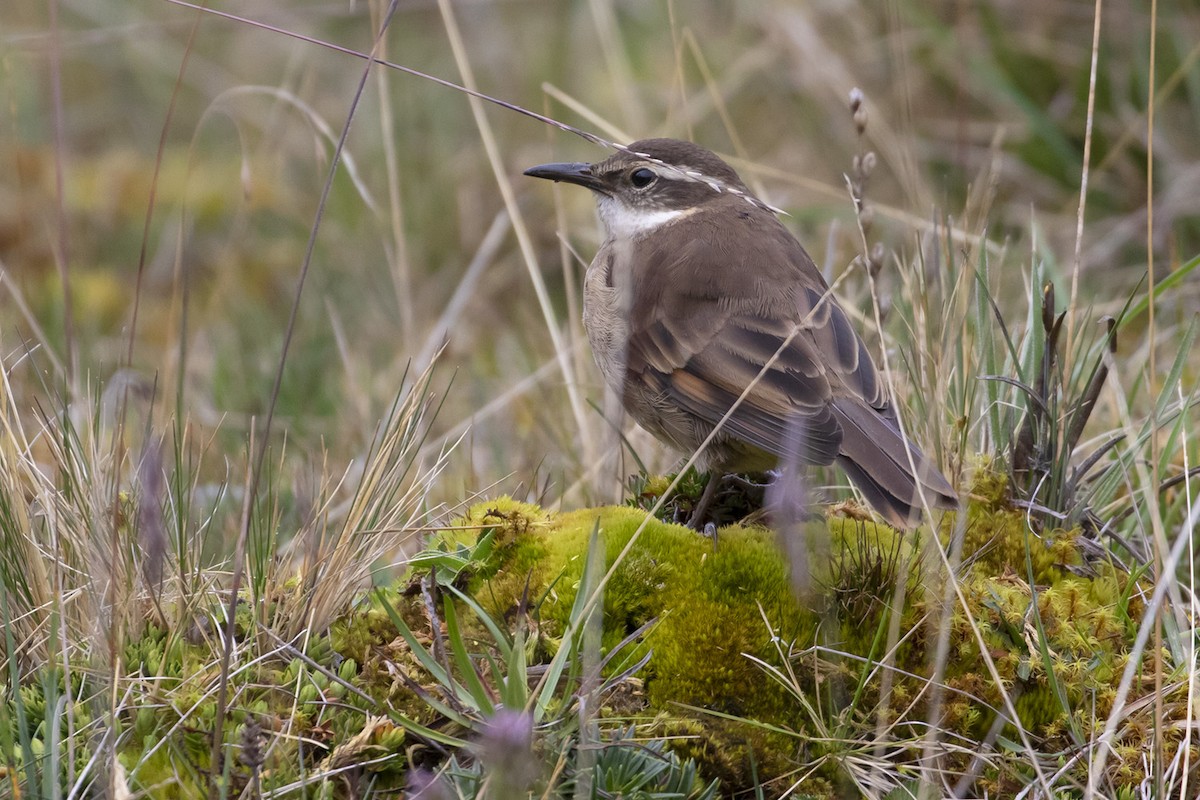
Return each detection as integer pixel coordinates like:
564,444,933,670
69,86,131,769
451,497,552,548
44,468,1170,798
431,470,1175,796
442,503,818,785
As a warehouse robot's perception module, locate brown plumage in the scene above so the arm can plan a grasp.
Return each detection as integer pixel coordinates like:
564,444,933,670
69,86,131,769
525,138,957,527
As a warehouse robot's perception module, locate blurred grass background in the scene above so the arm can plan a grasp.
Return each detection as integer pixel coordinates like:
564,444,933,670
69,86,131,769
2,0,1197,515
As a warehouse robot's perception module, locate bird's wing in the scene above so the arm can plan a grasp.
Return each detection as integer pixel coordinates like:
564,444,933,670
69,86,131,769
623,220,886,467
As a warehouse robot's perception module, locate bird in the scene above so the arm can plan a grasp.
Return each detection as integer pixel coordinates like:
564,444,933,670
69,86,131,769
524,138,957,528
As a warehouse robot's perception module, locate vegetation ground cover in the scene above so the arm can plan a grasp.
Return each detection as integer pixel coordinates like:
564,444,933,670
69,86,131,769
1,1,1197,797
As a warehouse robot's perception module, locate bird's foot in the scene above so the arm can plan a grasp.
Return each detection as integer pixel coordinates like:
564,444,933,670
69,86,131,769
685,470,776,532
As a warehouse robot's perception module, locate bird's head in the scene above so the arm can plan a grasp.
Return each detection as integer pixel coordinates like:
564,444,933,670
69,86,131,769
524,138,769,239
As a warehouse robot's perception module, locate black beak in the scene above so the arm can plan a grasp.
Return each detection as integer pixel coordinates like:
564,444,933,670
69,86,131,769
523,161,605,192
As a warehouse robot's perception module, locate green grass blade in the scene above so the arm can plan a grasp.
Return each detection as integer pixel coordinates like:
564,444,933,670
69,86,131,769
534,520,604,719
385,711,468,748
1153,316,1198,422
445,585,511,656
374,588,474,709
500,625,528,710
1,586,39,799
1119,254,1200,331
442,597,495,715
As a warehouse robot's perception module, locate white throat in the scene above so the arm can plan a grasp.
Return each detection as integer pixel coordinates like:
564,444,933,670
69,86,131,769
595,196,695,239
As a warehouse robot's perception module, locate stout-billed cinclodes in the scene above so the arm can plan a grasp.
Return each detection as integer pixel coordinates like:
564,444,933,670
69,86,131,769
525,138,957,527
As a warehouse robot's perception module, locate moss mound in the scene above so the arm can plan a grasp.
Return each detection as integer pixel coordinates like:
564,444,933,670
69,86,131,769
429,475,1185,795
7,477,1183,797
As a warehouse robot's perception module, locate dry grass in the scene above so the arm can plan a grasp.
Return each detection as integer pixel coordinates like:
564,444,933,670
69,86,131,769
1,0,1198,796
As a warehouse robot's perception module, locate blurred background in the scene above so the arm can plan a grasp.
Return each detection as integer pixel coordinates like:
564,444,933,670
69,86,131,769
2,0,1196,516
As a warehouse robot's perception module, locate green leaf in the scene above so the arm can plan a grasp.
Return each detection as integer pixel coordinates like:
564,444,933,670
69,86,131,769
374,588,476,715
443,598,495,715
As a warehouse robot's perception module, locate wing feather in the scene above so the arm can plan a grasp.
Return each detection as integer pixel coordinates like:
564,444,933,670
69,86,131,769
621,209,886,467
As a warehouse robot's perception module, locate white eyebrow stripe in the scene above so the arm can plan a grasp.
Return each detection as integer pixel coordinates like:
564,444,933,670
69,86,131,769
616,147,786,215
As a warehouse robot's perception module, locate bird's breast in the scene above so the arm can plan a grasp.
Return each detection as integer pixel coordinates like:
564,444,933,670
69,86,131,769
583,244,631,394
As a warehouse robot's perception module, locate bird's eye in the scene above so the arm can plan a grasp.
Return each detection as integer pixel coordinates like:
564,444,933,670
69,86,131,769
630,168,657,188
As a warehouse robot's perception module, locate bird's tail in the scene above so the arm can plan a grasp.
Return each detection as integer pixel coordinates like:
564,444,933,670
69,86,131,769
833,401,958,528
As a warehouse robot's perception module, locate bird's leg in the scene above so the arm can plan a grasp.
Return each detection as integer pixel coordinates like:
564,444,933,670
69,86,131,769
723,471,774,509
724,473,773,489
687,472,723,530
686,472,729,534
687,471,777,531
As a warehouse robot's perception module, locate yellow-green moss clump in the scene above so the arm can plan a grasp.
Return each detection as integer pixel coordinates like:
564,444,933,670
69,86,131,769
431,470,1179,796
0,617,408,798
20,470,1176,797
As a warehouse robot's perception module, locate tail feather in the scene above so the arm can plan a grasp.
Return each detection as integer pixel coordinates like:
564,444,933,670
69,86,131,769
832,401,958,528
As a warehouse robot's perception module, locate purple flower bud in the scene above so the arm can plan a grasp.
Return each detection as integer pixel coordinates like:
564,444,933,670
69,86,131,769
477,708,538,790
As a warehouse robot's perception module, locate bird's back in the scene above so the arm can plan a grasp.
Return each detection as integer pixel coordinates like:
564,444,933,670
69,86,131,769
587,196,956,524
